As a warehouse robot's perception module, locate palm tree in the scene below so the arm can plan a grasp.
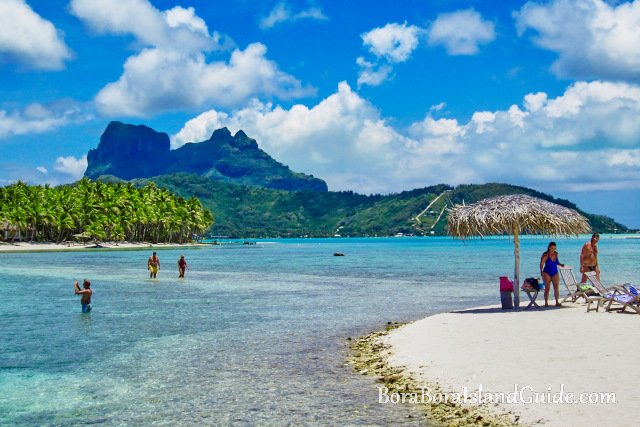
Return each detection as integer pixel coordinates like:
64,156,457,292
0,179,214,244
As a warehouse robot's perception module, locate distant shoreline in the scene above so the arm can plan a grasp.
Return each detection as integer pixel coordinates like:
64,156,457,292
0,241,210,253
2,234,636,254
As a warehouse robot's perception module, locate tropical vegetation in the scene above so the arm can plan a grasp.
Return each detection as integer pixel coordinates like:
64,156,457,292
1,173,626,242
129,173,627,238
0,178,213,243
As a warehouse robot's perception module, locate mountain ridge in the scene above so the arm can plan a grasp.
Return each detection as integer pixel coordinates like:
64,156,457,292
85,121,328,192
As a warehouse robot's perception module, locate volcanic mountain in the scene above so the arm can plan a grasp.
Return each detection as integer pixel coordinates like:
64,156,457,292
84,121,328,192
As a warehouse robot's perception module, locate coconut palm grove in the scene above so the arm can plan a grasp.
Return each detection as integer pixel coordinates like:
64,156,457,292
0,179,213,243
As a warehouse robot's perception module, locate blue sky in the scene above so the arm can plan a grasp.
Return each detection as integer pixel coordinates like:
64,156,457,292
1,0,639,227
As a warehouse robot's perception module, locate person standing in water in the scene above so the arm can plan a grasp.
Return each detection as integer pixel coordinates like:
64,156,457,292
540,242,564,307
148,251,161,278
178,255,190,278
74,279,92,313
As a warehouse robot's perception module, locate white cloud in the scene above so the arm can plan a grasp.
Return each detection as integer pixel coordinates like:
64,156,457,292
429,102,446,113
164,6,209,35
357,12,495,86
259,1,328,29
173,80,640,194
524,92,548,112
36,166,48,174
0,101,86,139
71,0,223,52
515,0,640,81
71,0,164,42
356,22,421,87
95,43,314,116
71,0,311,116
470,111,496,134
407,116,465,157
527,81,640,146
54,155,88,179
607,150,640,167
0,0,72,70
427,9,496,55
361,22,422,63
356,57,393,87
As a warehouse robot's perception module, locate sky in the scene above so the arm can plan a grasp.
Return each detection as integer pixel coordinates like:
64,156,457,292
0,0,639,228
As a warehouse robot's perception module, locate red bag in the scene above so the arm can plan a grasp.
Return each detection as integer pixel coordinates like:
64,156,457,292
499,276,514,292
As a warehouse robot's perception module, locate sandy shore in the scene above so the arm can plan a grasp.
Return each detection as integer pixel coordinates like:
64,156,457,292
383,304,639,426
0,241,210,253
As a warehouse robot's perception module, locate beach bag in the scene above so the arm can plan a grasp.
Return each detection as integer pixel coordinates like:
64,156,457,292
499,276,514,292
524,277,540,290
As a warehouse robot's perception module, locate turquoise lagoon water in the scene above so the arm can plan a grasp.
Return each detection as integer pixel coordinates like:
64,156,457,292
0,236,638,425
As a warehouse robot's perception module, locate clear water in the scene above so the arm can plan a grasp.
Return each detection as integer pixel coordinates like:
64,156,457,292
0,236,637,425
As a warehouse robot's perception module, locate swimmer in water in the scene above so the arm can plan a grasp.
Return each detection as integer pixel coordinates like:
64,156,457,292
74,279,92,313
178,255,190,278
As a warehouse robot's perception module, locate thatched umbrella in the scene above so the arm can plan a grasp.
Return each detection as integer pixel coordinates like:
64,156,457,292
447,194,591,308
72,232,91,242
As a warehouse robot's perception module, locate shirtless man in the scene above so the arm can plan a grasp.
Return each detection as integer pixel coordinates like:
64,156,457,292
580,233,600,283
74,279,92,313
148,251,161,278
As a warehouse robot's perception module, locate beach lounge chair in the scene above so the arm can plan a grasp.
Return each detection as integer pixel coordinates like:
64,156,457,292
558,266,594,303
584,272,640,314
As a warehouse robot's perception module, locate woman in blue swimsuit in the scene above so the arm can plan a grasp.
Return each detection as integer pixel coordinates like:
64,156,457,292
540,242,565,307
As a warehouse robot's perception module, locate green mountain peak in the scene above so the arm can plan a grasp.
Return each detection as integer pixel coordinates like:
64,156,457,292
85,121,328,192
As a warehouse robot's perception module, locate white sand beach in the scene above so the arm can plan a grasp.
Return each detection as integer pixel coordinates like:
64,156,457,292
384,304,639,427
0,241,208,253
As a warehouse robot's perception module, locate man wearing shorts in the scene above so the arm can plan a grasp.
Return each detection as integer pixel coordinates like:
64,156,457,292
74,279,92,313
148,251,161,278
580,233,600,283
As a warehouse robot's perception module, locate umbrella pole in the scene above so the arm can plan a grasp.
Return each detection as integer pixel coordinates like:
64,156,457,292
513,226,520,309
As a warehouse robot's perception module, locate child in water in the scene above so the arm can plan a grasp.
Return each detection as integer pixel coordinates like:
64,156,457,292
74,279,92,312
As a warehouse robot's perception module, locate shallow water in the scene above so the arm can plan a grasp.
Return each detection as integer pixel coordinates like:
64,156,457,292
0,236,637,425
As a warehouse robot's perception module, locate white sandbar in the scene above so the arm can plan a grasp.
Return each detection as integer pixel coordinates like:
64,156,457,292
384,303,639,426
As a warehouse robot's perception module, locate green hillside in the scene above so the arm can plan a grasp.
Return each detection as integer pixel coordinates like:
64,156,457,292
119,173,627,238
130,173,381,237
